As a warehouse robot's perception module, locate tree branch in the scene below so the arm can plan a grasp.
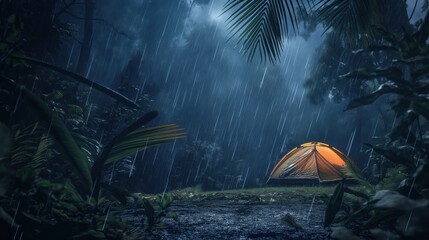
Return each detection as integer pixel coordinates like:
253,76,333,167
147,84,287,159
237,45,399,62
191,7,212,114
55,0,84,19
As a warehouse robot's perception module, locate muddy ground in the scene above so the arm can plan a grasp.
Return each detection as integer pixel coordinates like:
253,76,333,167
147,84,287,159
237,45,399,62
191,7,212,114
120,187,338,239
159,199,328,239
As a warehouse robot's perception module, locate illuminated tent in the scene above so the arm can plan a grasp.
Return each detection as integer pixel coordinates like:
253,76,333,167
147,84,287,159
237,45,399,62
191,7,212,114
268,142,354,183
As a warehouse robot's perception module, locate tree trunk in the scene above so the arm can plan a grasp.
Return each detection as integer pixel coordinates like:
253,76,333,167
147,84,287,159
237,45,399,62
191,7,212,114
75,0,94,75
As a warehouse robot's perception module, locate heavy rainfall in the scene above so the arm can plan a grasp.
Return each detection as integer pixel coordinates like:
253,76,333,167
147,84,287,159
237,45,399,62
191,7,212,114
1,0,429,239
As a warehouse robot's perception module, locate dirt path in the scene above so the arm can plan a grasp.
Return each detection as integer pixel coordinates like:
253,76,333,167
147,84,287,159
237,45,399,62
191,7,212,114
121,199,328,240
159,199,328,240
121,188,338,239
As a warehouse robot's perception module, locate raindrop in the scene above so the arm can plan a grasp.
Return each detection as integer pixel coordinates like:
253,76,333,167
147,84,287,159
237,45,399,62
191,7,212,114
346,128,357,156
11,200,20,227
88,179,98,203
241,167,250,189
306,120,313,139
372,115,380,137
13,226,20,240
162,153,176,200
306,195,315,222
129,150,140,178
102,205,111,231
259,67,268,88
12,89,23,113
85,103,93,125
155,12,171,56
152,147,159,166
109,163,115,185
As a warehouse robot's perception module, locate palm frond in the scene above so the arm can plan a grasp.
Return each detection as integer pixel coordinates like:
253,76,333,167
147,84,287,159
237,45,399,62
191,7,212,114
90,111,185,203
224,0,311,62
424,0,429,11
8,55,139,109
315,0,378,46
0,76,93,191
106,124,186,164
224,0,381,62
91,111,159,181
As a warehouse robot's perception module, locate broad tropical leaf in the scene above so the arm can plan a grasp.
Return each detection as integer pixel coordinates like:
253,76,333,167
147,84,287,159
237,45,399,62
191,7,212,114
91,111,185,202
0,76,93,191
324,181,345,227
91,111,159,182
343,187,369,200
388,111,417,142
365,144,416,170
105,124,185,164
9,55,139,109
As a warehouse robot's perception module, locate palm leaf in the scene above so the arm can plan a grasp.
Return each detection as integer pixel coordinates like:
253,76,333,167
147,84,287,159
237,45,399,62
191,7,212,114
315,0,379,46
105,124,185,164
8,55,139,109
224,0,311,62
91,111,185,202
365,144,416,170
0,76,93,192
324,181,345,227
91,111,159,182
224,0,380,62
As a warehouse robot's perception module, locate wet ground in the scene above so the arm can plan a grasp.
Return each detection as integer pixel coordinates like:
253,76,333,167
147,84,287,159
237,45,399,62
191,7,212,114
122,187,335,239
159,199,328,240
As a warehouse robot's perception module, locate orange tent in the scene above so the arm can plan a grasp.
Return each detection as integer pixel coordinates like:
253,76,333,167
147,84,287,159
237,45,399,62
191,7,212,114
268,142,354,183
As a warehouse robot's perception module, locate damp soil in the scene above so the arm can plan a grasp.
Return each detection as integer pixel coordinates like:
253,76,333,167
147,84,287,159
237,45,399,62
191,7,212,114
159,199,328,240
120,187,338,240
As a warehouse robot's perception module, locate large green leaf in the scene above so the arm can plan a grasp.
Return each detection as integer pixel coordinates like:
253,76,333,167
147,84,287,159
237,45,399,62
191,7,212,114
91,111,159,182
388,111,418,142
365,144,416,170
324,181,345,227
105,124,185,164
9,55,139,109
91,112,185,202
411,100,429,120
0,76,92,192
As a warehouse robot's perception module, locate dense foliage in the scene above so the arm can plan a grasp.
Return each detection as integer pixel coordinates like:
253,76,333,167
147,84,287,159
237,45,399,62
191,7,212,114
0,1,184,239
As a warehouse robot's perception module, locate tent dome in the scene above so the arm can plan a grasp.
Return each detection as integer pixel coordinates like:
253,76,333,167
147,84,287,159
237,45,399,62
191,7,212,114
268,142,354,183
